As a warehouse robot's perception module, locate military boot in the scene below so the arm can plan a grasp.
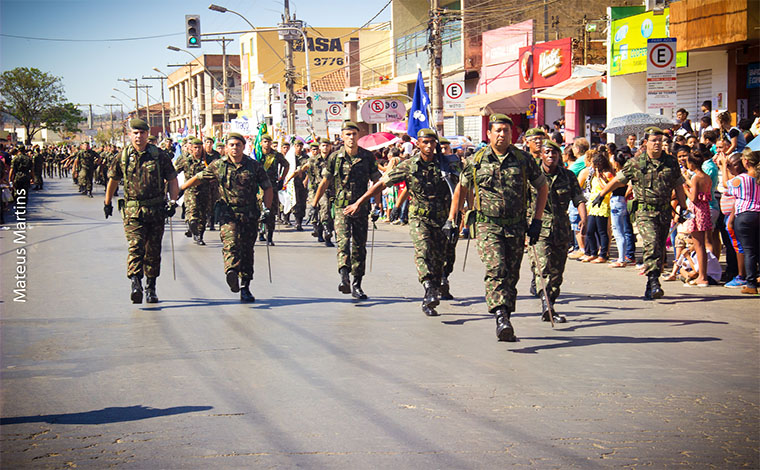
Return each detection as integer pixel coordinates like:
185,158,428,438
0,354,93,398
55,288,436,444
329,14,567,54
352,276,368,300
87,190,93,198
259,232,266,242
324,232,334,247
540,293,566,323
196,231,206,246
649,271,664,299
317,225,325,243
494,308,517,342
338,267,351,294
267,231,275,246
226,269,240,293
240,279,255,303
295,219,303,231
130,275,143,304
421,280,440,316
145,277,158,303
530,277,539,297
439,277,454,300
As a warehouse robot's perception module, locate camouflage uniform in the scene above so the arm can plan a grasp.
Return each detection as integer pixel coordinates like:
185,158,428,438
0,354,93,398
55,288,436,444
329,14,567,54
381,154,458,284
175,152,210,239
292,151,309,226
76,149,98,193
323,146,381,277
460,145,546,313
108,143,177,279
11,151,34,198
616,151,684,274
307,152,333,235
261,150,289,238
527,164,585,302
204,149,222,229
195,155,271,282
32,150,44,189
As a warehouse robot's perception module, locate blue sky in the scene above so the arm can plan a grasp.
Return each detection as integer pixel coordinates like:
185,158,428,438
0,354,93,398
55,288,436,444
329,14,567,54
1,0,391,114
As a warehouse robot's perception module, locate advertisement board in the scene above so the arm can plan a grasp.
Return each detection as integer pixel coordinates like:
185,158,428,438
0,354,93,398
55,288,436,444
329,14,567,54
610,8,687,76
519,37,573,89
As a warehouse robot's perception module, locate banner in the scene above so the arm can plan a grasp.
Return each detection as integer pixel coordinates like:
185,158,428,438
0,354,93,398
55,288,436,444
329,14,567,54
407,69,430,139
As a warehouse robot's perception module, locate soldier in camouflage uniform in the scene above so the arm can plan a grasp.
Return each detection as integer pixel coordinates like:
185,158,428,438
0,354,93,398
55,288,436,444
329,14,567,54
345,128,459,315
528,140,587,323
181,132,273,303
299,137,334,246
175,138,210,245
524,127,548,166
203,136,222,231
104,119,179,304
313,121,382,300
291,140,309,231
259,134,289,245
32,145,44,190
74,141,98,197
445,114,549,342
593,127,687,300
9,145,34,202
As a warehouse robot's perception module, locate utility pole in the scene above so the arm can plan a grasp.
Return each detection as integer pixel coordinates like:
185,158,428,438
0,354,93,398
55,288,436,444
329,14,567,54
283,0,296,135
219,37,232,125
582,15,588,65
142,75,168,138
103,104,120,144
430,0,444,134
118,78,139,113
544,0,549,42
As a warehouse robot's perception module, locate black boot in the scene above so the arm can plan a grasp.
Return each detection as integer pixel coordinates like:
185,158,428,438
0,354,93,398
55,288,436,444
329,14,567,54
324,232,334,247
259,232,266,242
295,220,303,231
530,277,539,297
338,267,351,294
87,190,93,198
352,276,368,300
240,279,255,303
181,204,186,220
540,293,565,323
421,280,439,316
130,275,143,304
196,232,206,246
145,277,158,303
267,231,275,246
495,308,517,342
316,225,324,242
226,269,240,293
439,277,454,300
648,271,664,300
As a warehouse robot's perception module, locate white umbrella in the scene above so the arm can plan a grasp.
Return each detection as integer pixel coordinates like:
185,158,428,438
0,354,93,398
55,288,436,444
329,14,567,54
604,113,677,136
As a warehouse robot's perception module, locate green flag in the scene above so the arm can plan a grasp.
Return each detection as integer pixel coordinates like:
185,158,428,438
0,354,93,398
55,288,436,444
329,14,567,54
253,122,268,161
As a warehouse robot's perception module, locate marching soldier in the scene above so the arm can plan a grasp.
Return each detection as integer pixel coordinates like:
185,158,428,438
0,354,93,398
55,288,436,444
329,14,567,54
8,145,34,202
313,121,381,300
104,119,179,304
528,140,587,323
593,127,688,300
524,128,548,165
174,138,210,245
299,137,334,246
345,128,458,315
445,114,548,342
203,136,222,231
180,132,273,302
32,145,44,190
74,142,98,197
291,139,309,231
258,134,289,245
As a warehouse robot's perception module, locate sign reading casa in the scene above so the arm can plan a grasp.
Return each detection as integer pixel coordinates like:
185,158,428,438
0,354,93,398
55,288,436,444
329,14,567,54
519,37,572,89
293,36,343,52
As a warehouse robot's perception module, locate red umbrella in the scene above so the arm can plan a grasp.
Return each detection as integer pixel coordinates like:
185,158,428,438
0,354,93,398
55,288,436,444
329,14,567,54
358,132,400,151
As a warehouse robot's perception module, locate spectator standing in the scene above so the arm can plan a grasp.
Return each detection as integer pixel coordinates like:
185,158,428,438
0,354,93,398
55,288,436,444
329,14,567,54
683,149,714,286
581,151,614,263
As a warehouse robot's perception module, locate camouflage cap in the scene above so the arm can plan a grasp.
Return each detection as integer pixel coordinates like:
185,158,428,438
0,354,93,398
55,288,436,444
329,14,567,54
416,128,438,140
226,132,246,144
147,135,157,142
644,126,665,136
319,137,331,144
489,114,513,126
525,127,547,138
261,134,272,141
542,140,561,152
309,141,319,148
342,121,360,131
190,138,203,145
129,118,149,131
439,137,450,145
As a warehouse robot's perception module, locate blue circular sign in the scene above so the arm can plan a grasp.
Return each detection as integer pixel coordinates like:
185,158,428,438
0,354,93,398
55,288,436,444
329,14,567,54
641,19,654,38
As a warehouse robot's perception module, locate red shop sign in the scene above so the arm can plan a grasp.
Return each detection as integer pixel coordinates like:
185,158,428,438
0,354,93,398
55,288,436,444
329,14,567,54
519,37,573,89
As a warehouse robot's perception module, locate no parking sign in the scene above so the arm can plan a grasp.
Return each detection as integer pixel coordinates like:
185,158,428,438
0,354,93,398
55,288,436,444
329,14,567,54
646,38,677,111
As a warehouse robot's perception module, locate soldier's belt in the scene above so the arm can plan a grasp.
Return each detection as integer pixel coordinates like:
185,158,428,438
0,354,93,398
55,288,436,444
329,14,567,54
334,198,350,208
475,212,523,226
638,202,669,212
124,196,165,207
227,203,257,213
411,206,447,219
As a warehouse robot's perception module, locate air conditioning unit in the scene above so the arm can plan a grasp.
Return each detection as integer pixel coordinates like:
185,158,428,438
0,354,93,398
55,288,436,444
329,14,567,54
646,0,667,13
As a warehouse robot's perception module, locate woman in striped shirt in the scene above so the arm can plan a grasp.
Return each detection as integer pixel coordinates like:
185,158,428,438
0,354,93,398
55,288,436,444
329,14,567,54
721,149,760,294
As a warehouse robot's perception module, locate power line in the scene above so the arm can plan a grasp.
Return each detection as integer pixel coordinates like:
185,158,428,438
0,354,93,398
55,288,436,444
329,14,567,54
0,32,183,42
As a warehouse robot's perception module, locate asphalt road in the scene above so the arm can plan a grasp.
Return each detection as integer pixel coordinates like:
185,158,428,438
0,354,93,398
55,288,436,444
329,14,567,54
1,178,758,469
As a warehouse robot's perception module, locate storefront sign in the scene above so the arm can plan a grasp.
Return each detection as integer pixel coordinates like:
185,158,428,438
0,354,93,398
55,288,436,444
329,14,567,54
519,38,572,89
748,62,760,89
610,9,687,76
526,99,537,118
646,38,677,110
359,99,406,123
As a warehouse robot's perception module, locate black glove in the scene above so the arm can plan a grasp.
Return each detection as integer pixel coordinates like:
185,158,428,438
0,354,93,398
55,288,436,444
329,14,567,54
277,179,285,191
527,218,542,245
390,206,401,221
259,208,271,222
371,209,380,222
177,188,185,199
677,208,690,224
442,219,456,243
591,194,604,208
165,201,177,218
104,202,113,219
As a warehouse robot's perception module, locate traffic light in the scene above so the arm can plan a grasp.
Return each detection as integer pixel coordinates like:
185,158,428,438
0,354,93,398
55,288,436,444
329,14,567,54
186,15,201,48
306,96,313,116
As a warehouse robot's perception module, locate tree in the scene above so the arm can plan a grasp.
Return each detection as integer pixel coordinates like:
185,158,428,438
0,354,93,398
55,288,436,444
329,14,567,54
0,67,85,144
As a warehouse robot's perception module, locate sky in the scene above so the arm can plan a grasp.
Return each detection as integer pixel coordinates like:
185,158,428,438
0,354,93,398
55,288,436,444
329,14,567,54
0,0,392,115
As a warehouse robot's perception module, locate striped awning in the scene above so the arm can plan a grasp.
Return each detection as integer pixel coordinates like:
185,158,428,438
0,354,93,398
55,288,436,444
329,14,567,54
533,76,606,101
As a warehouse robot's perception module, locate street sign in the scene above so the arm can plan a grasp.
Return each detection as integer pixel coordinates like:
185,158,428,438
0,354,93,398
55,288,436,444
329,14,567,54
359,99,406,123
443,74,466,111
646,38,677,110
327,102,343,121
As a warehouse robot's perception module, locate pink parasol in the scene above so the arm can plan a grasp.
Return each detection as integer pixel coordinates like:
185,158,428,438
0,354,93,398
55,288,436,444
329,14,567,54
358,132,400,151
386,121,407,134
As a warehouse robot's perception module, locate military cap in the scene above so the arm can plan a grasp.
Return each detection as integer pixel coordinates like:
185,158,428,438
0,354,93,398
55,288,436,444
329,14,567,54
190,138,203,145
309,141,319,148
16,143,25,149
226,132,246,143
204,136,214,142
489,114,513,126
525,127,547,138
542,140,561,152
319,137,331,144
261,134,273,141
416,128,438,140
147,136,157,142
129,118,149,131
644,126,664,136
342,121,360,131
439,137,450,145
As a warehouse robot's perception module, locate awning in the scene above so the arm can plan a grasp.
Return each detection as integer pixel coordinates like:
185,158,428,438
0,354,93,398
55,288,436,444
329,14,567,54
461,89,532,116
533,76,606,101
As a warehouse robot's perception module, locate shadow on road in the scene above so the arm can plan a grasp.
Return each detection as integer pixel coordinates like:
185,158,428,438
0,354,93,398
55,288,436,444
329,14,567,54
139,298,245,310
554,317,728,332
0,405,213,425
508,335,721,354
440,313,493,325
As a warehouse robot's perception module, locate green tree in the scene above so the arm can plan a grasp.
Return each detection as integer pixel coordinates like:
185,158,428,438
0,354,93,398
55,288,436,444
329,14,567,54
0,67,85,144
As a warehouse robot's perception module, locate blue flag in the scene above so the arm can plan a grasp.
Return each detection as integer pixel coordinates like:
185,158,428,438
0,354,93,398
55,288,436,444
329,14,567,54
407,69,430,139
